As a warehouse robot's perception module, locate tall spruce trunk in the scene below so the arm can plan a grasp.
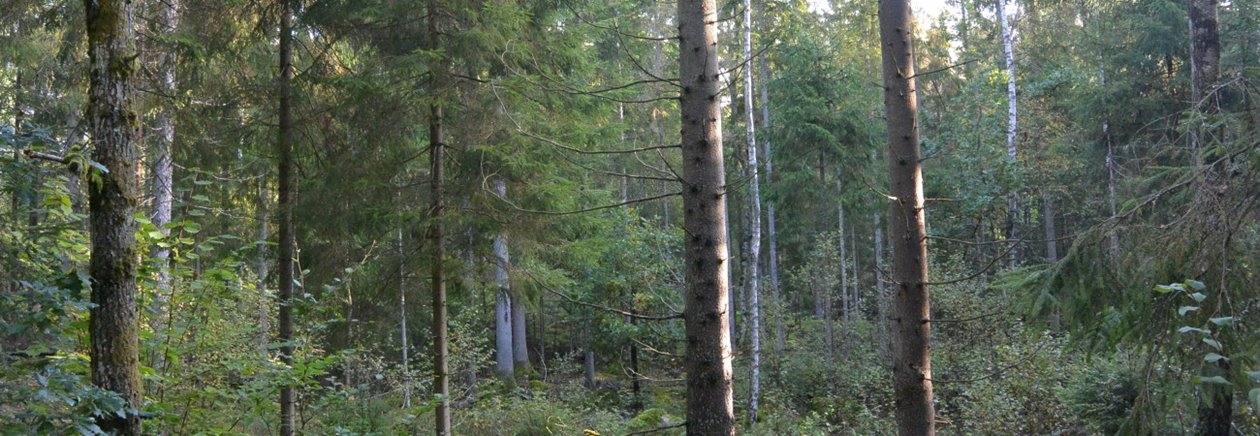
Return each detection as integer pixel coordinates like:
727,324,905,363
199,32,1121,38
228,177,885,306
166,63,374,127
275,0,297,433
1043,192,1057,261
84,1,143,433
149,0,179,296
879,1,936,434
493,179,515,380
427,5,451,431
741,0,763,420
1188,1,1229,434
679,0,736,431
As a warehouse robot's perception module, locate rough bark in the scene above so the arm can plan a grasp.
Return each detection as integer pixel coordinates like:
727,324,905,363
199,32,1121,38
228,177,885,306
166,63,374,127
1188,2,1229,434
493,179,515,380
84,1,143,433
275,0,297,433
879,1,936,434
679,0,736,431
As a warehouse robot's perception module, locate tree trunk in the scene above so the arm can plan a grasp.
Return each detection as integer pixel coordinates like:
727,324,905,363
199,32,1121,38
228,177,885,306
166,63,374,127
879,1,936,434
149,0,179,297
493,179,515,380
1189,0,1220,111
256,176,269,352
1188,2,1229,434
679,0,736,431
998,0,1017,162
998,0,1022,265
84,1,143,433
1043,191,1057,261
511,288,529,370
741,0,763,421
275,0,297,433
398,222,411,408
759,55,785,354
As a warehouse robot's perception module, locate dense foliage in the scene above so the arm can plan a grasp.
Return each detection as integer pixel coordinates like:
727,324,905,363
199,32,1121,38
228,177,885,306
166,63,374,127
3,0,1259,433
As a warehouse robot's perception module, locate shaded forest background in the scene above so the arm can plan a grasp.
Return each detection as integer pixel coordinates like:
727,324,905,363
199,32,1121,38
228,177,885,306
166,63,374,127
3,0,1260,434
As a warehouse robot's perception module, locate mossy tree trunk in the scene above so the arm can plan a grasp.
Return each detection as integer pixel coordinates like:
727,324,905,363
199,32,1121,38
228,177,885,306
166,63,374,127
84,0,143,434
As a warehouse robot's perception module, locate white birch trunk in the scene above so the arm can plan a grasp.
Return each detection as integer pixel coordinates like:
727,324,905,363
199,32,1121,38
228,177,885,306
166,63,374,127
397,223,411,408
998,0,1017,162
741,0,762,421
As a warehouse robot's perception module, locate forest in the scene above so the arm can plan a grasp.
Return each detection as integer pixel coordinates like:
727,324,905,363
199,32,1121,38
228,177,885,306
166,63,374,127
2,0,1259,434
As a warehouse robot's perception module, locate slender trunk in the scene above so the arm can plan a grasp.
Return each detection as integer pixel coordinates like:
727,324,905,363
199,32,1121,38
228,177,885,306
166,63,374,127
742,0,762,421
493,179,515,380
679,0,736,430
150,0,179,296
256,176,269,352
998,0,1017,162
879,1,936,434
511,289,528,370
1043,191,1057,261
998,0,1021,265
584,317,596,388
398,223,411,408
1189,0,1221,112
726,197,737,349
838,198,849,326
276,0,297,432
1105,118,1119,253
760,54,785,353
84,1,142,433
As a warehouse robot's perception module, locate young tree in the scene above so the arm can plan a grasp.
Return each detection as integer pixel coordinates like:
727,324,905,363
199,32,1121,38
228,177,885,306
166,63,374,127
878,0,936,434
275,0,297,433
679,0,735,432
84,0,143,433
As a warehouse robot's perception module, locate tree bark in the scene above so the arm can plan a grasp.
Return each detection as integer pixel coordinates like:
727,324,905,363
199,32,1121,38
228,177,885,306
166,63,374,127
149,0,179,296
398,219,411,408
84,1,143,433
1043,191,1057,261
275,0,297,433
511,288,529,370
879,1,936,434
1188,2,1229,434
741,0,763,422
679,0,736,431
997,0,1022,265
759,52,785,356
493,179,515,380
256,176,270,352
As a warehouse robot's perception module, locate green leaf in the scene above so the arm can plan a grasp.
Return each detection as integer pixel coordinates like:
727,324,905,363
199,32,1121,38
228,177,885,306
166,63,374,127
147,230,165,239
1198,376,1231,386
1154,284,1177,294
191,194,210,202
1209,317,1234,327
1178,326,1209,334
1178,306,1199,316
1250,388,1260,411
1247,371,1260,382
1204,353,1228,363
1190,292,1207,302
1203,338,1222,351
1186,280,1206,291
182,222,201,234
